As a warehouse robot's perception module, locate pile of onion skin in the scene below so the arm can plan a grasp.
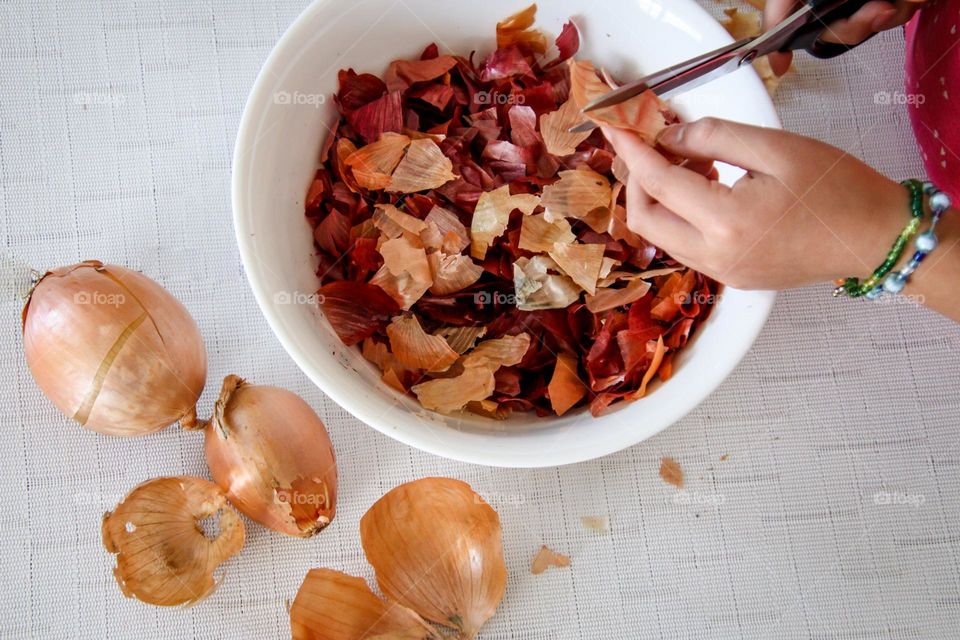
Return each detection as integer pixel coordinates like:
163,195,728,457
308,3,717,419
22,260,338,606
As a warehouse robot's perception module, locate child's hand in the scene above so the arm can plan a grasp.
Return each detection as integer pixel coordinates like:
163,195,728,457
602,119,908,289
765,0,928,75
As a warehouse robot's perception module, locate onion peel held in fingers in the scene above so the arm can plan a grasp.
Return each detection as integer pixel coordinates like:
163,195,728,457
540,98,592,156
360,477,507,639
22,261,207,436
290,569,440,640
101,476,245,606
203,375,338,537
568,59,675,144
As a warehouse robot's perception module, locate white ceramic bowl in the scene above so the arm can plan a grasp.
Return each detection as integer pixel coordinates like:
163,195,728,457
233,0,778,468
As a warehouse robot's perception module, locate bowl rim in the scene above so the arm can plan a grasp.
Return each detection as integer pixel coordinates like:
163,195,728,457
232,0,780,467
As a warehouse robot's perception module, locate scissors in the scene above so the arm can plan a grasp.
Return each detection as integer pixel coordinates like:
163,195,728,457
571,0,872,132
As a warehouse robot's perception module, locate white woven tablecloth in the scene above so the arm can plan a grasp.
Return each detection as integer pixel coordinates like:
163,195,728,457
2,1,959,638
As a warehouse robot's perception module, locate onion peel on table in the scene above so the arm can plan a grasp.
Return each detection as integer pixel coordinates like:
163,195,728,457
306,4,718,418
530,545,571,574
290,477,506,639
290,569,440,640
101,476,245,606
360,478,507,639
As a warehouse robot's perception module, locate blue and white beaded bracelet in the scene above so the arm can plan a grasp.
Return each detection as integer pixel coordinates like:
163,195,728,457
864,181,952,300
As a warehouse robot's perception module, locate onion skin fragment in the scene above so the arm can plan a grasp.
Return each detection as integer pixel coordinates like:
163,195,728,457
204,375,338,538
360,477,507,639
22,260,207,436
101,476,245,607
290,569,440,640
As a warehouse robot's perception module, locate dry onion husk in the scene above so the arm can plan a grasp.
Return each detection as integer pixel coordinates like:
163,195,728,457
345,132,412,190
202,375,338,538
540,98,592,156
410,333,530,412
360,477,507,639
373,203,428,238
541,169,611,222
530,545,571,574
496,3,548,53
22,260,207,436
512,256,581,311
518,213,575,253
568,59,672,143
101,476,245,606
427,251,483,295
470,185,540,259
386,315,459,372
585,278,652,314
547,352,586,416
290,569,440,640
371,235,434,309
424,205,470,253
387,138,458,193
548,242,606,294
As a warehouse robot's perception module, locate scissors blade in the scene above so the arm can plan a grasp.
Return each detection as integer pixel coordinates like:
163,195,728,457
580,38,751,113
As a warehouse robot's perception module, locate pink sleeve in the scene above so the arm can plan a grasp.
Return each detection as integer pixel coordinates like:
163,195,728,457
904,0,960,202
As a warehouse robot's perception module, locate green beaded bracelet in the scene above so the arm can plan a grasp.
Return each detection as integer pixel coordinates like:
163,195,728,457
833,179,926,298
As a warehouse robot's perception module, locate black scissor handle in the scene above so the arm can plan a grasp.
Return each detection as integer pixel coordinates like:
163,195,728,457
779,0,874,58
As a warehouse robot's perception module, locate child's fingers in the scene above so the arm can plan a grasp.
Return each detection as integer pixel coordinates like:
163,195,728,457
623,182,705,259
602,125,731,225
763,0,800,75
768,51,793,77
655,118,791,176
680,158,715,178
819,0,897,44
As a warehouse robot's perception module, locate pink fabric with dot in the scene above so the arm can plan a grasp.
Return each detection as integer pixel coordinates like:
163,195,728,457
905,0,959,201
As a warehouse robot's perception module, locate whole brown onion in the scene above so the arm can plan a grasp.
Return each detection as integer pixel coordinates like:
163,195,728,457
22,260,207,436
203,375,338,537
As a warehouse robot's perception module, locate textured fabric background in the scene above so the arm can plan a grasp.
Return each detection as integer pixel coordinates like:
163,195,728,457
2,1,959,639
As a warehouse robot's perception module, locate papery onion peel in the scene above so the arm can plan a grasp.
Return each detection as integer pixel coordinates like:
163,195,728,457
360,477,507,639
101,476,245,606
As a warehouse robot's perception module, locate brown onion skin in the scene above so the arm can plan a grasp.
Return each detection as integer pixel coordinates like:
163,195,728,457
22,261,207,436
204,376,338,538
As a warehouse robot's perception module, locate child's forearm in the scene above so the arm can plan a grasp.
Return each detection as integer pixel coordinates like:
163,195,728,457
909,208,960,322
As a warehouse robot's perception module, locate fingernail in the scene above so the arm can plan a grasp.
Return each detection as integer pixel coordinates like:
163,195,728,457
656,124,685,147
871,8,897,31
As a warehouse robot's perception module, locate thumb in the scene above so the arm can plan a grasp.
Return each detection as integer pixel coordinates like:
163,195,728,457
655,118,793,175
